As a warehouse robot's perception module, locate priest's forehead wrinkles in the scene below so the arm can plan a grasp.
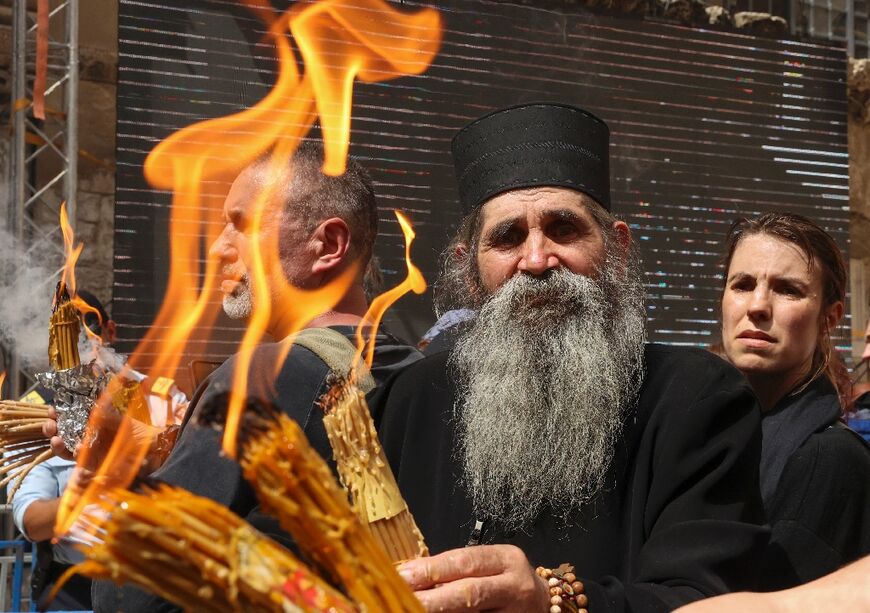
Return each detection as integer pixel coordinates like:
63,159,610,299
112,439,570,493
484,208,587,237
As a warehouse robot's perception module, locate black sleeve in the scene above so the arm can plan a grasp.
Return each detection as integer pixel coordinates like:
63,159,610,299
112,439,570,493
91,349,330,613
762,427,870,588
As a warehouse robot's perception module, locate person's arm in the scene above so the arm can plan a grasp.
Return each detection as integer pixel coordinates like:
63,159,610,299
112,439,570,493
674,555,870,613
10,458,62,542
22,498,61,542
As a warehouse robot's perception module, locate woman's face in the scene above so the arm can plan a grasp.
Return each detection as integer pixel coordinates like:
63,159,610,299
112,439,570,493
721,234,838,387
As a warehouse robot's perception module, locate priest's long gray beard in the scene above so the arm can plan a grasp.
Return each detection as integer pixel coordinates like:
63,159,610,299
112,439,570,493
451,263,646,531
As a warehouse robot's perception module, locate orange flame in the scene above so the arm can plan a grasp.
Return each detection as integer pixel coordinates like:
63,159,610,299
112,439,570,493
57,0,442,532
291,0,442,175
71,297,103,343
0,371,6,400
59,203,83,298
355,211,426,368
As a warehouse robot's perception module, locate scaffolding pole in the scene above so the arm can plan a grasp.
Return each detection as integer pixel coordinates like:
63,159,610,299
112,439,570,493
4,0,79,399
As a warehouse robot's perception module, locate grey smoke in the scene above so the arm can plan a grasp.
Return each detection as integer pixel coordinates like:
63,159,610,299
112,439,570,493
0,224,62,370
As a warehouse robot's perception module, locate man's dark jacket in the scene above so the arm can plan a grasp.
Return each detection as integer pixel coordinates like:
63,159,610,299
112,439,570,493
371,344,770,613
92,326,421,612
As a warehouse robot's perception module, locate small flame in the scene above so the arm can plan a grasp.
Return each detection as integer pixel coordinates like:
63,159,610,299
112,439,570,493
354,211,426,369
70,297,104,343
0,371,6,400
59,203,83,298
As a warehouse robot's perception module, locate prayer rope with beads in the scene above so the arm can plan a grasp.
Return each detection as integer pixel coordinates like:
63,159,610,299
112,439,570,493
536,564,588,613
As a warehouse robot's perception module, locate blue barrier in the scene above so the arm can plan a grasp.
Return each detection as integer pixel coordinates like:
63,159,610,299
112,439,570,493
0,540,26,612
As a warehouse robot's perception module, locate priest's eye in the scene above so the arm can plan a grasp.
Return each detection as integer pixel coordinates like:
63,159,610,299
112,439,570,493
549,221,579,241
489,228,523,248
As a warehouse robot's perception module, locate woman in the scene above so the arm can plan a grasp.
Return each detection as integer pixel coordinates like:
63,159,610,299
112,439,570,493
720,212,870,590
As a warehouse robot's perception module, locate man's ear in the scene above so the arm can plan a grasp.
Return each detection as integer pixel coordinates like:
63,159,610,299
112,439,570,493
454,242,469,258
311,217,351,276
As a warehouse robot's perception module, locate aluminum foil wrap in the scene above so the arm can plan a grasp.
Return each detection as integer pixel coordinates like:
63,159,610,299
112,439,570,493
36,362,108,452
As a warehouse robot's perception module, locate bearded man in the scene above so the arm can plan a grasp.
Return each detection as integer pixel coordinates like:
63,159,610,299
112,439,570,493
372,104,769,613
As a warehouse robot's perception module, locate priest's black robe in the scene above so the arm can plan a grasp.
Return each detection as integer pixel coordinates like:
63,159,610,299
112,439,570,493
372,343,770,613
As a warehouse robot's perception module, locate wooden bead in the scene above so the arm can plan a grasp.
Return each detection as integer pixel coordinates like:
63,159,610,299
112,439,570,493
576,594,588,607
550,606,561,613
550,587,561,596
550,595,563,605
571,581,584,593
548,577,561,587
563,572,576,583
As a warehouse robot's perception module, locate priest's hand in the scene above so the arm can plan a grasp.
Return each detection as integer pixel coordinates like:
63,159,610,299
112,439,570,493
398,544,550,612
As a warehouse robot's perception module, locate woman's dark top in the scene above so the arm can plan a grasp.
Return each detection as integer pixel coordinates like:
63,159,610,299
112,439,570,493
759,375,870,589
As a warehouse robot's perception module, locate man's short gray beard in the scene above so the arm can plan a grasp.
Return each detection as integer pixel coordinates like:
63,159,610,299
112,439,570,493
451,260,647,531
222,274,253,320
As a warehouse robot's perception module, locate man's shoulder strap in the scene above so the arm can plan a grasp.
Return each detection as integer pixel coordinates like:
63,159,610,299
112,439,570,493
293,327,376,393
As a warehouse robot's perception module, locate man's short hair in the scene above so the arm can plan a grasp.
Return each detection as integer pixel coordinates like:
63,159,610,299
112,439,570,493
251,142,379,268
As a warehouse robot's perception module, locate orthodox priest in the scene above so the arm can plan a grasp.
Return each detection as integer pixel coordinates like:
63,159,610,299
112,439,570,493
372,103,770,613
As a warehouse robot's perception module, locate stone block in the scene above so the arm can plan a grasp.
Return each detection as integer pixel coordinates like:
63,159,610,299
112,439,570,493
733,12,788,37
77,81,117,172
79,169,115,196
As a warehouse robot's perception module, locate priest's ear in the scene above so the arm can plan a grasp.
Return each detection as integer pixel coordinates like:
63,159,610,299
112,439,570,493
610,220,633,276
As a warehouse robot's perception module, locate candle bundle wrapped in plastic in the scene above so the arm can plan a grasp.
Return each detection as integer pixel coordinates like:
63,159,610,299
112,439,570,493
212,395,424,612
49,285,81,371
0,400,53,499
56,482,356,613
321,376,428,563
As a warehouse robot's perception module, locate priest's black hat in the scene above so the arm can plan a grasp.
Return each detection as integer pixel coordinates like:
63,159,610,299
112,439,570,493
451,103,611,214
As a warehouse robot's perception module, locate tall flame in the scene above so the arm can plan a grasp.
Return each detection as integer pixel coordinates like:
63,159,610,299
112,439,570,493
57,0,442,531
59,203,83,298
0,371,6,400
355,211,426,368
291,0,442,175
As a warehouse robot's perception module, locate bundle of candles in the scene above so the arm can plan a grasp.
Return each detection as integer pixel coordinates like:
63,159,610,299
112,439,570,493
206,394,425,612
57,482,356,613
61,395,422,612
0,400,53,498
48,285,81,371
320,375,428,562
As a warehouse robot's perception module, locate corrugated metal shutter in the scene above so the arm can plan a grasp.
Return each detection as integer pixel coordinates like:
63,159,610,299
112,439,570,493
114,0,849,392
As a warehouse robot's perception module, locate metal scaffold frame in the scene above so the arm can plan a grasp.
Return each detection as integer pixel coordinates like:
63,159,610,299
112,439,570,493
4,0,79,398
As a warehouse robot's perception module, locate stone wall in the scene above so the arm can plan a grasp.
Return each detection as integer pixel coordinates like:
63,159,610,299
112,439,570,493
74,0,118,309
849,58,870,362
